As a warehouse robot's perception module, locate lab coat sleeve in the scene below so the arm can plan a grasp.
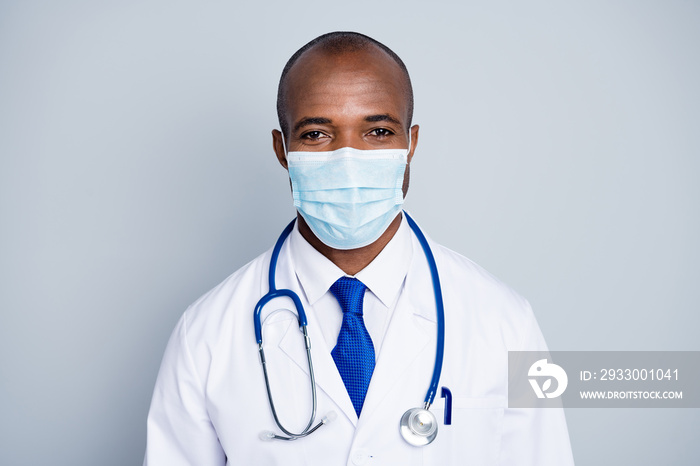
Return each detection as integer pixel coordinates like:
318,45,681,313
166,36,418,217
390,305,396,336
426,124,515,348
499,303,576,466
144,310,226,466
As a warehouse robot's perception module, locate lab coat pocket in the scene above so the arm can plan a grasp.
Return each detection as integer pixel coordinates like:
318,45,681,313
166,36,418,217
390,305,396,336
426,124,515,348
421,397,505,466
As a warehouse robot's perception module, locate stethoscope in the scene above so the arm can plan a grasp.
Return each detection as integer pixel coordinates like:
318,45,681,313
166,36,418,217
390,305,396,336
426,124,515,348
254,211,445,447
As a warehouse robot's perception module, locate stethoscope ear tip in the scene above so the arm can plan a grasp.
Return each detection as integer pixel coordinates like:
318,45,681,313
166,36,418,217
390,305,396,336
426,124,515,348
322,410,338,424
259,431,277,441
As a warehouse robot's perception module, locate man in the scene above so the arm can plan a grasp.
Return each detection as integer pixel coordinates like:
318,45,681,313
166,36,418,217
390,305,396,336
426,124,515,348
144,31,575,465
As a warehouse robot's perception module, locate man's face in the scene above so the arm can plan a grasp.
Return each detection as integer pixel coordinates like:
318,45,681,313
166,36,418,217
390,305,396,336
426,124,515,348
273,46,418,187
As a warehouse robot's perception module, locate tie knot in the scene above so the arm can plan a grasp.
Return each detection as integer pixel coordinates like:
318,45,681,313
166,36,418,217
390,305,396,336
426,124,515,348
330,277,367,315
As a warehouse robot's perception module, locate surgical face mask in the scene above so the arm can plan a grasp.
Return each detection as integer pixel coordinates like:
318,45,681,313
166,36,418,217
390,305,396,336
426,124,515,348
284,136,410,250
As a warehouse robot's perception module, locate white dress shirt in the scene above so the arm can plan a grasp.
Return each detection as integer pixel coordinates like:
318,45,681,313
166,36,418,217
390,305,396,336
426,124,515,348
289,214,412,355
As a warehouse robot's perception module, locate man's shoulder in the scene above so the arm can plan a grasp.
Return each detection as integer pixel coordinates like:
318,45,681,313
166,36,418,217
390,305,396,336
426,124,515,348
427,239,534,321
434,241,527,301
182,247,273,328
427,239,541,350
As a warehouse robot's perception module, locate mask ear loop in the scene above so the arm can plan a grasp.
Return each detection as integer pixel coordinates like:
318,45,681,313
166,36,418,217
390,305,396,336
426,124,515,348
406,126,412,157
280,131,288,159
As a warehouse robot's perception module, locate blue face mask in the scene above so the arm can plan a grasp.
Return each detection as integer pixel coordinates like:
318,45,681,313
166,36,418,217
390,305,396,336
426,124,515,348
285,138,410,250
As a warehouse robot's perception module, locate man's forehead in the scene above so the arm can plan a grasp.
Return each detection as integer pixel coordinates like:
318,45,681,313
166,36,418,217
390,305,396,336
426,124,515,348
291,42,397,72
282,46,409,117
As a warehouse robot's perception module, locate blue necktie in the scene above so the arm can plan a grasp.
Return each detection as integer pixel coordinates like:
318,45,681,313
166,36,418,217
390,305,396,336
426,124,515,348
330,277,375,417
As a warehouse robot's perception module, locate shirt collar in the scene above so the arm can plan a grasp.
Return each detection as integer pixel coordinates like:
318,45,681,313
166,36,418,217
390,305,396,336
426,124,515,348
289,213,413,307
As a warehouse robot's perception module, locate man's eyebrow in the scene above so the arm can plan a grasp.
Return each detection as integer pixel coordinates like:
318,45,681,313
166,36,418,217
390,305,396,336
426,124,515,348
364,114,402,126
293,117,332,133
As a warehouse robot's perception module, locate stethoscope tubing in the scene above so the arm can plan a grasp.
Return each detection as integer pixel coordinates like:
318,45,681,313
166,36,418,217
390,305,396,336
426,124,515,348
253,211,445,441
254,219,304,345
402,212,445,407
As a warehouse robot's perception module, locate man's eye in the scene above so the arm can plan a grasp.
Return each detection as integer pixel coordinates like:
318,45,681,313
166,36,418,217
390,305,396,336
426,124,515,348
302,131,325,140
370,128,394,137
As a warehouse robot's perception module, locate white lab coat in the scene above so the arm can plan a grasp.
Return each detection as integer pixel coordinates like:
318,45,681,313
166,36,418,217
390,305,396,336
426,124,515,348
144,224,575,465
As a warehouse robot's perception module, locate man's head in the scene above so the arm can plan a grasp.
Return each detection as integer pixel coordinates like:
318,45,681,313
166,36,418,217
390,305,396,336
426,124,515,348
276,31,414,142
272,31,418,177
271,32,419,259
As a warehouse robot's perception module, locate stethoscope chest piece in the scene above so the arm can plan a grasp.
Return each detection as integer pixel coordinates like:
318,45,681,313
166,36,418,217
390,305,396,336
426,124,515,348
400,407,438,446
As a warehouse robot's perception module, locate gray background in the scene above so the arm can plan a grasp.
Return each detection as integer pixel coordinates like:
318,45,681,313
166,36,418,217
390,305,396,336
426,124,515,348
1,0,697,465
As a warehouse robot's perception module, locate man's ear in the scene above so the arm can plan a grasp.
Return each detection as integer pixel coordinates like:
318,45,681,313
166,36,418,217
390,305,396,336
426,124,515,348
408,124,419,163
272,129,288,169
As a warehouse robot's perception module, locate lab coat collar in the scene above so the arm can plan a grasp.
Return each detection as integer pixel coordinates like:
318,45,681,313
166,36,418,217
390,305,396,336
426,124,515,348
402,215,440,324
289,213,413,308
288,222,345,305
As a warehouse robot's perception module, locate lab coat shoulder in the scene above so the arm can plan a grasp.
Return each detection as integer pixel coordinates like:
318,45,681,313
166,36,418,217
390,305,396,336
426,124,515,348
145,248,277,466
430,242,546,352
184,248,271,331
179,247,274,377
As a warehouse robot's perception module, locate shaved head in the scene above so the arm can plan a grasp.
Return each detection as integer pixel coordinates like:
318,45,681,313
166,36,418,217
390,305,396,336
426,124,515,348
276,31,414,139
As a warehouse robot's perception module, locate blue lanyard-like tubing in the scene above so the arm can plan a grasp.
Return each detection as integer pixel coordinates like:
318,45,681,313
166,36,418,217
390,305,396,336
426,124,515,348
254,218,318,440
403,212,445,407
253,219,305,345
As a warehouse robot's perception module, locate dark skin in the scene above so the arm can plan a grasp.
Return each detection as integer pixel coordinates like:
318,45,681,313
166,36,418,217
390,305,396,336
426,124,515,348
272,45,419,276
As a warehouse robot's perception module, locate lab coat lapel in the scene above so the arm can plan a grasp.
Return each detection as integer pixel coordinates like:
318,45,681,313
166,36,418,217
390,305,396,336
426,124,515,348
278,312,359,426
357,230,439,426
357,295,433,423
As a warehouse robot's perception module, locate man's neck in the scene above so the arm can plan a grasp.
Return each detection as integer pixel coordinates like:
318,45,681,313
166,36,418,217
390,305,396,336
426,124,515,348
297,213,403,276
